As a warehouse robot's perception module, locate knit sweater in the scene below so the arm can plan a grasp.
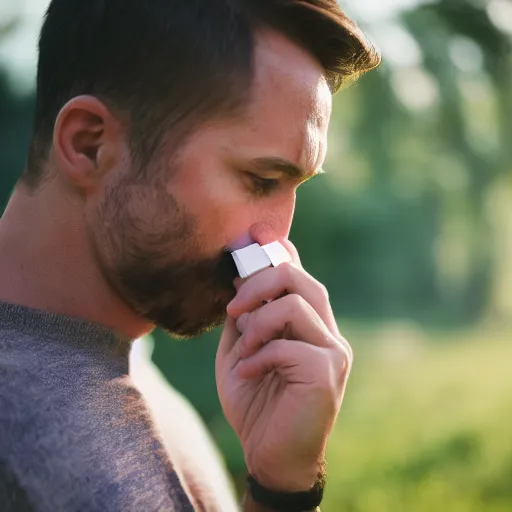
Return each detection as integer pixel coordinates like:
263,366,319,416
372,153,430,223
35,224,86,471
0,301,236,512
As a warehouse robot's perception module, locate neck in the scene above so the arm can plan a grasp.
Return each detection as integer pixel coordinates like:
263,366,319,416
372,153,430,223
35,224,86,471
0,181,154,340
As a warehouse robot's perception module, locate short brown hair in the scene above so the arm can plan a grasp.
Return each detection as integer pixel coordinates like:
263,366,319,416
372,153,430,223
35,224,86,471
24,0,380,189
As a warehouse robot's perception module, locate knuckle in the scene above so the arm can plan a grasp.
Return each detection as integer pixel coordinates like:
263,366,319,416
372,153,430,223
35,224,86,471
330,342,352,379
318,283,329,301
341,337,354,363
339,345,353,375
282,293,307,316
277,261,295,286
332,332,353,360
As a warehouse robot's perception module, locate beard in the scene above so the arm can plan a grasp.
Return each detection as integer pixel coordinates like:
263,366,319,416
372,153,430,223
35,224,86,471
90,171,240,338
116,247,239,338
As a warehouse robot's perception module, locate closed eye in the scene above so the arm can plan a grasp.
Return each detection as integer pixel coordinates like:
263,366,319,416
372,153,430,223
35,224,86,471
248,174,280,196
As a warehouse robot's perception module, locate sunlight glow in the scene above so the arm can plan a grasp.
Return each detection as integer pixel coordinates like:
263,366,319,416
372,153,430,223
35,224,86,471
487,0,512,35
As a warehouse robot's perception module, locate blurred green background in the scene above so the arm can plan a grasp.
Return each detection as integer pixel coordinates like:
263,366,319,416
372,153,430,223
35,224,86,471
1,0,512,510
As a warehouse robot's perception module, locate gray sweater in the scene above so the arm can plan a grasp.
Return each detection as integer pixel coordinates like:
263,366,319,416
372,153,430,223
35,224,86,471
0,301,197,511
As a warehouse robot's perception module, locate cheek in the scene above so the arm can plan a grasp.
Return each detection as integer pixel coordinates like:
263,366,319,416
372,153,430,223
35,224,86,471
169,167,252,246
197,198,256,249
198,191,296,248
180,183,296,249
91,175,190,264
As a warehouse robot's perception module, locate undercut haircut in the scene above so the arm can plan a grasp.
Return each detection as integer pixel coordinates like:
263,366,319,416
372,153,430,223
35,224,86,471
23,0,380,189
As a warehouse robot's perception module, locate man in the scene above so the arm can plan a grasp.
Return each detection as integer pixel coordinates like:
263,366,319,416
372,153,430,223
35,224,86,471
0,0,379,510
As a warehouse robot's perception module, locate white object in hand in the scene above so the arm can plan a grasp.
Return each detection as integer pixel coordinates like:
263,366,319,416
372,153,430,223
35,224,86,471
231,241,291,279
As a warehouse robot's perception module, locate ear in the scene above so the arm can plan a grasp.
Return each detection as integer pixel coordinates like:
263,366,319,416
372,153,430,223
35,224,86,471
53,95,125,193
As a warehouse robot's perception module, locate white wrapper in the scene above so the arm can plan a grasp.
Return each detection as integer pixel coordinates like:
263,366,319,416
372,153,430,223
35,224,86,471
231,241,291,278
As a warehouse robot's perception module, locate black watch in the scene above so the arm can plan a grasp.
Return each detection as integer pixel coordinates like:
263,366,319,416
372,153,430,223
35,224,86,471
247,473,325,512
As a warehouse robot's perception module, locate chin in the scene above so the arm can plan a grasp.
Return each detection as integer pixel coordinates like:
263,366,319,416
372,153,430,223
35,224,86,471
159,315,226,340
161,323,218,340
146,300,230,340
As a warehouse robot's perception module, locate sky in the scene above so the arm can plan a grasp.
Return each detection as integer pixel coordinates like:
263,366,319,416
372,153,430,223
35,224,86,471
0,0,430,93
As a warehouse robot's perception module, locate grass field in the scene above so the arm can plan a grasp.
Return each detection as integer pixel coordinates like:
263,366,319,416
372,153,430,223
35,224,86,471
317,321,512,511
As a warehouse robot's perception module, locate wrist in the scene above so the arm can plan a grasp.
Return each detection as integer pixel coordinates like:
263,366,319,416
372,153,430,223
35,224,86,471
249,461,326,493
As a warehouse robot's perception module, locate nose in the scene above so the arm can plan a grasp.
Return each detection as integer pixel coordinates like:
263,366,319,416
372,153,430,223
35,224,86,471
249,194,295,246
228,192,296,252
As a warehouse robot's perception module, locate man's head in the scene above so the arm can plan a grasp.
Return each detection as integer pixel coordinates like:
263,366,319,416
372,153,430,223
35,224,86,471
22,0,379,337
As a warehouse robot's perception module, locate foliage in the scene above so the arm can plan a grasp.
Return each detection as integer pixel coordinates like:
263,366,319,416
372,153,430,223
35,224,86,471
0,69,34,210
287,0,512,324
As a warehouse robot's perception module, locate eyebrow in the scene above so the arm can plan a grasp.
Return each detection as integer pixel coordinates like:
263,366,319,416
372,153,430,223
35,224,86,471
249,157,324,182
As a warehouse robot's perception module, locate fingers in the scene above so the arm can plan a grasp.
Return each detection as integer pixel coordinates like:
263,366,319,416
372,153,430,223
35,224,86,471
227,262,338,335
235,294,334,359
235,338,352,387
235,338,320,380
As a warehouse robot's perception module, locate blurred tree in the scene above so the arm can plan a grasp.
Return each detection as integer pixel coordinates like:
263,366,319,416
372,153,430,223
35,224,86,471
288,0,512,323
402,0,512,320
0,10,34,211
0,70,34,210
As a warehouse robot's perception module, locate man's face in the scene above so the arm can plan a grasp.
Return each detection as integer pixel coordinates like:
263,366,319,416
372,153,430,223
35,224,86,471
88,30,332,338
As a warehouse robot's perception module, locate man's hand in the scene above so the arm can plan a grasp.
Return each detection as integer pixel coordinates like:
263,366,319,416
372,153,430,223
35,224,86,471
216,240,352,493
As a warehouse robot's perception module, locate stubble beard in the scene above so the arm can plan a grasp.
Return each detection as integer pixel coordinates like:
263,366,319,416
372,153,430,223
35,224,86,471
90,172,239,338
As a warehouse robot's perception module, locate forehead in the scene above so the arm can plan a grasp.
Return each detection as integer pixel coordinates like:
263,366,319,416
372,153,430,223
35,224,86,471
233,30,332,171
